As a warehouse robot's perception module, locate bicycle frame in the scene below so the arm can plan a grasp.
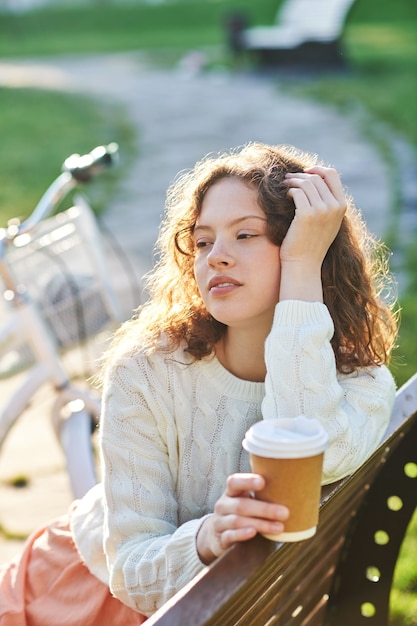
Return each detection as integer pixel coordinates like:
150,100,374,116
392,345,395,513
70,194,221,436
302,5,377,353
0,290,101,438
0,144,119,498
0,247,101,498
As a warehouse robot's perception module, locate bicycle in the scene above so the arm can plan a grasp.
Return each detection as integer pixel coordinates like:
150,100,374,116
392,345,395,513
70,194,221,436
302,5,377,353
0,143,125,499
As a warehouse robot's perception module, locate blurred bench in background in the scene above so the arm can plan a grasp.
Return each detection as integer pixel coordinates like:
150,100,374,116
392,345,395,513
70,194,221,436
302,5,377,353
237,0,357,67
147,373,417,625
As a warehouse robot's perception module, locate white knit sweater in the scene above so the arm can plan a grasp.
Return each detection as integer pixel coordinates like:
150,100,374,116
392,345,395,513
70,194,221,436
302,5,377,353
71,300,395,616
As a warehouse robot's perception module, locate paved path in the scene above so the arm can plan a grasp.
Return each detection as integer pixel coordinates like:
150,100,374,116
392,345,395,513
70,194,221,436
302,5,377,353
0,52,396,563
0,52,393,270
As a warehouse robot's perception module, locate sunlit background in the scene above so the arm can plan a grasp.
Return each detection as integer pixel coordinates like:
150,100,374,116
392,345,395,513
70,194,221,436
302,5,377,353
0,1,416,623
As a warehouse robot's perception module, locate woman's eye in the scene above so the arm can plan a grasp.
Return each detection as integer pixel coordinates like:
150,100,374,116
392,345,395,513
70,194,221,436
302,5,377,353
237,233,257,240
195,240,212,249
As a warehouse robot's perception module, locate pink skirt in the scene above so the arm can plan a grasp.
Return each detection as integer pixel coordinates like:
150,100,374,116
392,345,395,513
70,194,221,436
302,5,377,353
0,513,147,626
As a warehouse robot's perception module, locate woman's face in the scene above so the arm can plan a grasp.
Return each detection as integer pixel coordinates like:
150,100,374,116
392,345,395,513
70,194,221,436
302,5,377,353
193,177,281,332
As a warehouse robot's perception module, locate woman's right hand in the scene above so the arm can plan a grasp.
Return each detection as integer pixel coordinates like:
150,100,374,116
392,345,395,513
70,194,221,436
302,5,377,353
196,473,289,565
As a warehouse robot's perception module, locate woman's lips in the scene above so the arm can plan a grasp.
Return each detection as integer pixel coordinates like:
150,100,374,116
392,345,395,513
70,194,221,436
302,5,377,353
208,276,242,296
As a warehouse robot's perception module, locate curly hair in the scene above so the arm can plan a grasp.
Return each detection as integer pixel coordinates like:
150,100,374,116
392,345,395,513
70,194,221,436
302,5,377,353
103,142,398,374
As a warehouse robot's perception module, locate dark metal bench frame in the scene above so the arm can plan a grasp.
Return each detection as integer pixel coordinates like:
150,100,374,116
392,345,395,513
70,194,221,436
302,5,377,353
147,373,417,626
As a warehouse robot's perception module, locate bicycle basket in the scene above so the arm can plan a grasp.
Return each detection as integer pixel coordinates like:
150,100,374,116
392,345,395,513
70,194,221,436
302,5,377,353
6,198,124,350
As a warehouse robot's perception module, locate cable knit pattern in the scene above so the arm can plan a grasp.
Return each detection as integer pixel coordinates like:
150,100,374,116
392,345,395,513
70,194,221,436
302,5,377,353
262,301,396,483
71,300,395,616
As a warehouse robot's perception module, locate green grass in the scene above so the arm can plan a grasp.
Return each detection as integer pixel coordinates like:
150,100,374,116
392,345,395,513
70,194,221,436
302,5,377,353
277,0,417,162
391,238,417,385
0,0,276,58
0,2,415,623
0,88,136,226
390,508,417,626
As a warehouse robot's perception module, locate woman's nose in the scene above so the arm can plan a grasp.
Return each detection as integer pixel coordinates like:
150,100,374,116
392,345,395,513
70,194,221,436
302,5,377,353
207,239,234,267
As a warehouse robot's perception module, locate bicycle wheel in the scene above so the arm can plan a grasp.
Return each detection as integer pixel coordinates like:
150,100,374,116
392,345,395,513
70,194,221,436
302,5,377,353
59,408,98,499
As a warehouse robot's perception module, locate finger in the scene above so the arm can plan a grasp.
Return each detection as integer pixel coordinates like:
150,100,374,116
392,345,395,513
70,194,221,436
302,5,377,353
225,473,265,497
216,494,289,522
286,173,346,214
214,513,286,550
286,177,328,211
303,166,346,206
285,172,334,203
214,509,286,536
219,521,284,550
216,526,258,551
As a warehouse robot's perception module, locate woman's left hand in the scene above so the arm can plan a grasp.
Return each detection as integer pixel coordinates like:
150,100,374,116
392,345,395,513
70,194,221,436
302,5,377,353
279,166,347,302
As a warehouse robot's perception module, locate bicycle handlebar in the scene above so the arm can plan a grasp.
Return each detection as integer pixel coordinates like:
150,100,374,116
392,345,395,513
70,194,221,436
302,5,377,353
3,143,119,241
62,142,119,183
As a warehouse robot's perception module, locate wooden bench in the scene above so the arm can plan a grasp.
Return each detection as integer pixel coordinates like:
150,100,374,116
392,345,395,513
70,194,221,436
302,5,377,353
239,0,356,67
146,373,417,625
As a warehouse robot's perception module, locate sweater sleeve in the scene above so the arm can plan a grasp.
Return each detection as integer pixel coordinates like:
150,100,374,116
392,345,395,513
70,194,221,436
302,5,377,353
261,300,396,484
99,352,207,616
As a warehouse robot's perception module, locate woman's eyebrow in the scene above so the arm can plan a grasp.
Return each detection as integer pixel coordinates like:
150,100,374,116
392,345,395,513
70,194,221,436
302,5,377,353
193,215,267,233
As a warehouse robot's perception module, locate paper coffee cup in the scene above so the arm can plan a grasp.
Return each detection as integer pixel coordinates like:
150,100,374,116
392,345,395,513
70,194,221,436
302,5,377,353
242,417,328,542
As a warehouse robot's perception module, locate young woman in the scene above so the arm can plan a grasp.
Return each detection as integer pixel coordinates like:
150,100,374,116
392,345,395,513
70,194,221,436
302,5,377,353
0,142,398,625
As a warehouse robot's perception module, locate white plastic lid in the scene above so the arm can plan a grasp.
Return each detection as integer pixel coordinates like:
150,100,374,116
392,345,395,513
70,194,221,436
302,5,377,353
242,416,329,459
